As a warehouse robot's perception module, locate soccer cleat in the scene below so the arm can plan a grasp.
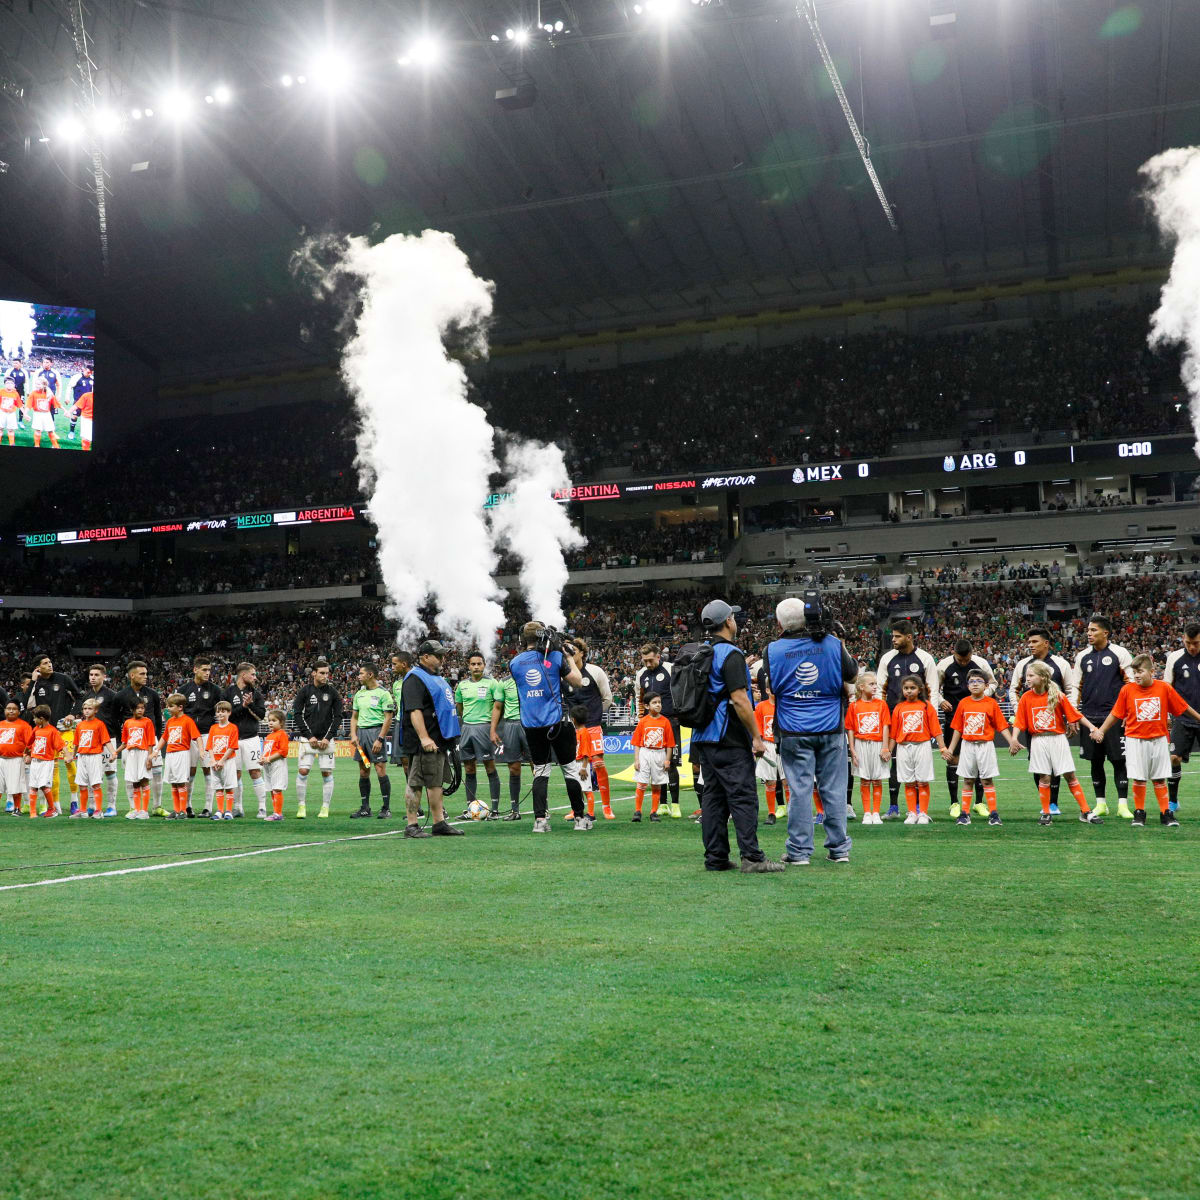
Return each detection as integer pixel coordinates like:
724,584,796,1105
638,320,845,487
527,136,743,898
317,806,330,819
185,807,195,819
458,808,473,821
669,802,682,818
1080,811,1103,825
1038,813,1053,826
649,812,661,822
198,809,211,819
574,816,595,831
846,806,856,822
223,811,234,821
987,812,1003,826
153,806,167,818
48,805,62,818
1168,800,1179,813
560,810,575,822
691,809,702,822
404,823,430,838
69,800,79,816
3,800,12,814
296,803,307,819
210,812,223,821
956,814,971,826
256,809,267,821
903,812,918,826
233,807,244,818
949,801,961,819
90,810,104,819
602,807,614,820
349,807,371,819
1131,808,1147,827
125,809,138,820
1118,802,1134,820
532,817,551,833
631,812,642,823
1161,810,1180,827
916,812,932,825
885,804,899,820
764,813,776,826
502,809,522,821
777,805,788,819
265,813,283,822
972,802,989,818
69,810,86,819
1092,798,1110,817
1048,803,1060,815
377,807,392,820
136,810,150,821
739,857,786,873
102,805,116,818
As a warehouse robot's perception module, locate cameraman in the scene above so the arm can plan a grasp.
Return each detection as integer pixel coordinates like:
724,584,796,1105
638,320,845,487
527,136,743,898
765,595,858,866
509,621,589,833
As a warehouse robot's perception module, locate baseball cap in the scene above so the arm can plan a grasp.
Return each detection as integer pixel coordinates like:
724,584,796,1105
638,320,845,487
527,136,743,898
417,639,448,657
700,599,742,629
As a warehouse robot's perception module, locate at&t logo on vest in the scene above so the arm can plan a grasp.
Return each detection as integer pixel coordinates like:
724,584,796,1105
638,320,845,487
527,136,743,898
524,668,542,687
794,662,820,687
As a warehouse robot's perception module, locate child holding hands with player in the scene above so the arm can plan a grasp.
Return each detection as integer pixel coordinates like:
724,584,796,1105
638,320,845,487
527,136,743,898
845,672,889,824
945,670,1021,826
205,702,239,820
887,676,949,825
260,710,290,821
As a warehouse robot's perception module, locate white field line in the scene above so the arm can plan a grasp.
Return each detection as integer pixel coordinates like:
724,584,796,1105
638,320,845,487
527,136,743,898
0,792,643,893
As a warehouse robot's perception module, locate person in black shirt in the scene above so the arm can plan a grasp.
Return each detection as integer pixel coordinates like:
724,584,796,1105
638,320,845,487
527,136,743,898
181,655,224,817
1166,623,1200,812
293,659,342,818
113,661,165,816
27,656,82,813
400,641,463,839
79,663,119,814
223,662,267,818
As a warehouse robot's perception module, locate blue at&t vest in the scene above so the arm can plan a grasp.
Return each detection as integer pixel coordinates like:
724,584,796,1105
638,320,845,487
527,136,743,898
408,666,462,740
766,635,845,734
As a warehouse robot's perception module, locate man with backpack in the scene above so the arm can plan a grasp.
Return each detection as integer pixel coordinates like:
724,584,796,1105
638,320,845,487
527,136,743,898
676,600,783,873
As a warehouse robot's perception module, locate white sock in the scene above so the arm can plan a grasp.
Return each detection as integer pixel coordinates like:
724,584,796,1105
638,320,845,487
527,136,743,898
234,777,243,812
104,769,117,809
124,774,136,812
252,774,267,814
151,766,163,806
296,772,309,805
322,773,335,809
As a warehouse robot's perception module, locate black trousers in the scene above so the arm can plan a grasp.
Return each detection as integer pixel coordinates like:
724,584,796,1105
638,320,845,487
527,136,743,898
696,743,765,867
526,721,584,819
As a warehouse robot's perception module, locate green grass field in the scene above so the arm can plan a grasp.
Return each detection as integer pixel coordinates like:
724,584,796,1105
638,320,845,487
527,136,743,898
1,751,1197,1199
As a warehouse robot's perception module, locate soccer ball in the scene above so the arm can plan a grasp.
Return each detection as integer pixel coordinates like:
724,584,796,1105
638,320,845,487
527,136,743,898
467,799,490,821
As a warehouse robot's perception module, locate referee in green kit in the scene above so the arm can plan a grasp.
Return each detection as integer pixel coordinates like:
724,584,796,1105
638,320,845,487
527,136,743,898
349,663,395,819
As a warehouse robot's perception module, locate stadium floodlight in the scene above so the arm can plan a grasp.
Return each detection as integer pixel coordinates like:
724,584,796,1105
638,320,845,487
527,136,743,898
213,84,233,105
505,27,515,39
143,107,154,117
401,36,443,67
309,51,352,93
555,20,565,31
490,33,500,41
513,27,530,44
159,89,193,122
131,107,144,120
56,115,85,143
543,23,553,32
93,108,123,137
280,73,294,87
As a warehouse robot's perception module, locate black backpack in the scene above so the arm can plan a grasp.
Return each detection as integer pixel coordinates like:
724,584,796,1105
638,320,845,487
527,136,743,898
670,641,717,729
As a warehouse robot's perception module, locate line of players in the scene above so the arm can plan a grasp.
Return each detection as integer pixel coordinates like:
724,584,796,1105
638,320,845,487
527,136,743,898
1,356,94,449
746,616,1200,829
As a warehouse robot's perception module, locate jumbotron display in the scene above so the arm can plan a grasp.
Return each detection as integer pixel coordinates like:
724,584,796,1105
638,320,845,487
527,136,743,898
0,299,96,452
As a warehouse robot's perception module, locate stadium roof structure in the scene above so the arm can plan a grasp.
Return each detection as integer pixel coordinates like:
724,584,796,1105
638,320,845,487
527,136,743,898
0,0,1196,379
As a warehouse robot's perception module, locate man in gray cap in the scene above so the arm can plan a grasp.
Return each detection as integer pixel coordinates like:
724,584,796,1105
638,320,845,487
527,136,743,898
400,640,465,838
690,600,784,873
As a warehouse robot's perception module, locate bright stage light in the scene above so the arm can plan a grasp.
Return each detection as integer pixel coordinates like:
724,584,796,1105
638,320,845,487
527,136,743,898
310,51,353,92
93,108,122,137
213,84,233,105
401,36,443,67
513,28,530,44
159,89,193,122
555,20,565,31
490,33,500,42
56,115,85,143
280,73,294,87
543,23,553,32
505,27,515,39
131,107,144,120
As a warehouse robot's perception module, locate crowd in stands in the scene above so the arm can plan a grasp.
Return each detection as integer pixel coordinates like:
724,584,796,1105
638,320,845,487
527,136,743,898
566,521,725,570
7,305,1187,533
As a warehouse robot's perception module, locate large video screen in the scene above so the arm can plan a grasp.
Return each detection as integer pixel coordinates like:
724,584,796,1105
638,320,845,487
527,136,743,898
0,299,96,452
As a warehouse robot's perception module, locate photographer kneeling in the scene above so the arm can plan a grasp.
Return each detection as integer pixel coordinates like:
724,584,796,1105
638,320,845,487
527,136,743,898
765,595,858,866
401,640,464,839
510,621,590,833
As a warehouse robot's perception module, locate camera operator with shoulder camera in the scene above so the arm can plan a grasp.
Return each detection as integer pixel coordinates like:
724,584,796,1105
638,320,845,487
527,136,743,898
766,594,858,866
509,621,590,833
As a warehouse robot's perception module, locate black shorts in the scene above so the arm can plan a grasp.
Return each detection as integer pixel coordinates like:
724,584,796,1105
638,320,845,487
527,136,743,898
1080,722,1125,765
525,721,577,769
668,717,682,768
1169,720,1200,762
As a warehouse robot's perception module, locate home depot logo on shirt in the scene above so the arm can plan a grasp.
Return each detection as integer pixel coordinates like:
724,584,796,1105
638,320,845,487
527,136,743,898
1135,697,1162,723
964,712,987,737
901,712,925,734
1033,707,1056,731
856,712,880,735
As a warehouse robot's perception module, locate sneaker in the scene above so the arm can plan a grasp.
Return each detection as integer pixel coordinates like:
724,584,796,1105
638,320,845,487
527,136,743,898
90,810,104,819
265,813,283,822
972,802,989,818
631,812,642,823
1161,810,1180,827
846,806,856,822
574,816,595,831
1092,798,1110,817
185,806,195,819
136,810,150,821
1038,812,1053,826
349,807,371,819
256,809,267,820
377,807,392,820
502,809,522,821
956,813,971,826
827,854,850,864
738,857,786,873
1168,800,1179,813
1132,808,1147,827
987,812,1002,826
1048,803,1060,816
1080,811,1103,824
164,812,177,821
532,817,551,833
949,801,961,819
916,812,932,825
69,810,86,819
649,812,661,822
210,812,223,821
777,805,788,819
690,809,702,822
296,803,307,819
223,811,234,821
602,807,615,820
430,820,465,836
1118,802,1135,820
404,823,430,838
669,803,682,818
232,807,244,818
102,805,117,818
3,800,12,814
69,800,79,816
458,808,474,821
153,806,167,818
903,812,918,826
764,813,776,826
885,804,899,820
318,806,330,819
125,810,139,820
198,809,212,819
780,855,810,866
48,806,62,818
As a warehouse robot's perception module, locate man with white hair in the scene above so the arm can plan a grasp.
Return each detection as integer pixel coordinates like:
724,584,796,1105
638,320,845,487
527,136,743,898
765,594,859,866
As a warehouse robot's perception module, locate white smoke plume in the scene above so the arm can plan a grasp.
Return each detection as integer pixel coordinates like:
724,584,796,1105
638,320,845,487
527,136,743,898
1141,147,1200,456
0,300,36,365
296,229,505,649
491,437,585,627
